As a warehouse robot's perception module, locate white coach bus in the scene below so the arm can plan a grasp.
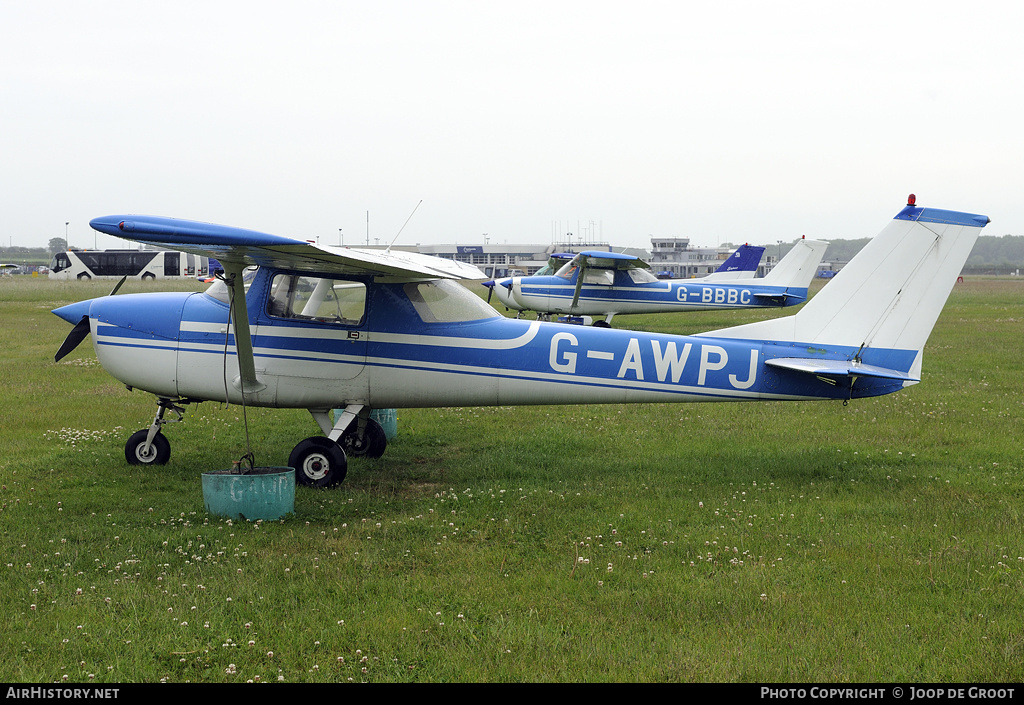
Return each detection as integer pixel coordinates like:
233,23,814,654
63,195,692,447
48,249,210,281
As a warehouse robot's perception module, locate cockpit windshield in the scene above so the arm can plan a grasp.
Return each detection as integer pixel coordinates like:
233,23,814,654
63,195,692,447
626,267,659,284
555,260,580,279
404,279,501,323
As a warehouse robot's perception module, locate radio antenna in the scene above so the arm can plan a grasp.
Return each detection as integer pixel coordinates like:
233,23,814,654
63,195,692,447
386,200,422,253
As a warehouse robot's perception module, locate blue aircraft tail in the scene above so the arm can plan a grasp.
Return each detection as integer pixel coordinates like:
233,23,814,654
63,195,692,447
711,244,764,277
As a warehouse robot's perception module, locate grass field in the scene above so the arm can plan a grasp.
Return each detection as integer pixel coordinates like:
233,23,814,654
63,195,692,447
1,276,1022,683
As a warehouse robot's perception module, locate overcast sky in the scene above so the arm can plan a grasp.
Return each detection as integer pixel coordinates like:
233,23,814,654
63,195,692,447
2,1,1021,252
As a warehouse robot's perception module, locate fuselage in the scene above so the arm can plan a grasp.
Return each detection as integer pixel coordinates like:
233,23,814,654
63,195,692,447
489,270,806,315
58,266,909,411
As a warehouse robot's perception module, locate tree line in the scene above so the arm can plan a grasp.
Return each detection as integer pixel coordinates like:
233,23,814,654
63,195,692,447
769,235,1024,275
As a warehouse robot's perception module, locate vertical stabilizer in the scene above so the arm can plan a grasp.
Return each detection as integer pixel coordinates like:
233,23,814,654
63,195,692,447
701,199,989,376
756,237,829,288
705,243,765,280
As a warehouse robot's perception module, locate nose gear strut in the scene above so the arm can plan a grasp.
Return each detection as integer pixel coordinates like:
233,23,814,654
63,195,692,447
124,397,192,466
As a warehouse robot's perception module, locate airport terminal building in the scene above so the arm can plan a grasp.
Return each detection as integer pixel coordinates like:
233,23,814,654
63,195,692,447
647,237,774,278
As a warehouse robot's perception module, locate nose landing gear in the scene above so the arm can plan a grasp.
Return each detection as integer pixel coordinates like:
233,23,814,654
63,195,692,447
125,429,171,465
125,398,187,466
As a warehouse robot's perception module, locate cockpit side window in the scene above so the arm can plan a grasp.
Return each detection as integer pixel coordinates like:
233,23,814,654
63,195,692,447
582,268,615,285
267,274,366,326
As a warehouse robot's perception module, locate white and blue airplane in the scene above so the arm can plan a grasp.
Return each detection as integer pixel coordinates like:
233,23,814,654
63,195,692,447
482,244,764,321
52,196,987,488
483,237,826,326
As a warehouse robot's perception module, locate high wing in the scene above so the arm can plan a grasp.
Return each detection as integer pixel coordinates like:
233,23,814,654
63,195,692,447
88,215,485,281
571,250,650,271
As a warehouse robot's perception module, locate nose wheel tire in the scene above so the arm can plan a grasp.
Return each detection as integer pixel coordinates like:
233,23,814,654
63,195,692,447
289,436,348,488
125,430,171,465
340,418,388,459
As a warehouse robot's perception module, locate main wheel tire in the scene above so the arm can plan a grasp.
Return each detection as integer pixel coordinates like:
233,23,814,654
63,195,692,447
77,272,91,280
340,418,388,459
125,430,171,465
289,436,348,488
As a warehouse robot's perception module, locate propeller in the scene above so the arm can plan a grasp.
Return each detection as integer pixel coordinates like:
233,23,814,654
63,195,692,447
108,275,127,297
53,276,127,363
482,278,514,305
54,317,92,362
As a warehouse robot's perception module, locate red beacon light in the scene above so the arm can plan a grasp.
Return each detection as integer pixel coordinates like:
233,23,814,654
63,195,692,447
907,194,917,206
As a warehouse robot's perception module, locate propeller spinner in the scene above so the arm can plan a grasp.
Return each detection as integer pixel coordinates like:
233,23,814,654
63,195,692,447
53,276,126,362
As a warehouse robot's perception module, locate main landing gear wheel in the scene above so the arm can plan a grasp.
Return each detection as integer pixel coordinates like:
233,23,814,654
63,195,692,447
289,436,348,488
340,418,388,459
125,430,171,465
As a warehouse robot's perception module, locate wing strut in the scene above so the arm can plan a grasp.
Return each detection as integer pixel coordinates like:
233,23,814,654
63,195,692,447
570,255,589,311
223,262,265,395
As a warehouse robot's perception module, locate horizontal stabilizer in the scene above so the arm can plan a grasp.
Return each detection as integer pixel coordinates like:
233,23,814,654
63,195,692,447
765,357,919,382
752,290,801,300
